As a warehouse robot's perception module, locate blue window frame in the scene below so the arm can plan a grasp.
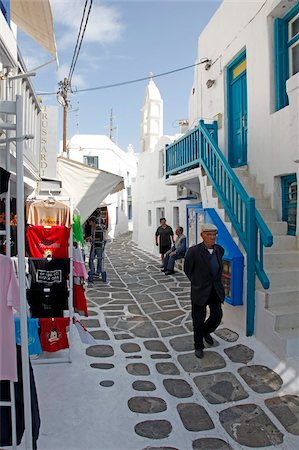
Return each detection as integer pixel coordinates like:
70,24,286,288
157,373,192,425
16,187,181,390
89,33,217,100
274,3,299,110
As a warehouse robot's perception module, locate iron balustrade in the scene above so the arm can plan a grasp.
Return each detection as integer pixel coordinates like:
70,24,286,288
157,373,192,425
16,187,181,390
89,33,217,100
165,120,273,336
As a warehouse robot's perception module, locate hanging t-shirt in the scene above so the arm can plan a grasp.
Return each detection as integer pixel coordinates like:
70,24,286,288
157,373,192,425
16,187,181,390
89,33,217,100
27,200,72,228
27,288,68,318
28,258,70,289
39,317,70,352
14,317,42,355
73,247,88,279
73,284,88,317
0,167,10,194
0,254,20,381
26,226,70,258
72,213,84,246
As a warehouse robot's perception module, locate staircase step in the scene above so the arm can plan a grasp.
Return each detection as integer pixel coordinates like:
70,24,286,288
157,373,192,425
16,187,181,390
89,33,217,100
259,267,299,289
255,197,271,209
265,235,297,251
277,329,299,357
264,250,299,268
260,286,299,308
259,208,278,221
266,221,288,235
270,304,299,330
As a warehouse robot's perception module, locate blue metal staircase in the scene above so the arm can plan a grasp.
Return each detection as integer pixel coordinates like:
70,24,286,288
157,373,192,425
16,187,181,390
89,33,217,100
165,120,273,336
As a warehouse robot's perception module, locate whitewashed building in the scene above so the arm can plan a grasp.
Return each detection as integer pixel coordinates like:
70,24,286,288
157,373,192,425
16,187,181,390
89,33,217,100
65,134,137,238
132,78,198,256
163,0,299,362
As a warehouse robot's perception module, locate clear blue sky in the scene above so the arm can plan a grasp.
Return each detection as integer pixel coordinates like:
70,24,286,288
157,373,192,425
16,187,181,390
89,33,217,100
19,0,221,152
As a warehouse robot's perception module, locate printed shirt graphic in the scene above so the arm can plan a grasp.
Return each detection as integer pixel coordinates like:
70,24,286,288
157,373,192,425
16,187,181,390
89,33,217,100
14,317,42,355
0,254,20,381
28,258,70,289
27,200,72,228
26,226,70,258
39,317,70,352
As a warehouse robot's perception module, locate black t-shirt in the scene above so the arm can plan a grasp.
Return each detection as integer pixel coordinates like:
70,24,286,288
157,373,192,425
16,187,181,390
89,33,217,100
0,168,10,194
28,258,70,289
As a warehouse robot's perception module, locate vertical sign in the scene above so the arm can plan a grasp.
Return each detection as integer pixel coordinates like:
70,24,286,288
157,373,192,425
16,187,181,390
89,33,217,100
39,105,58,178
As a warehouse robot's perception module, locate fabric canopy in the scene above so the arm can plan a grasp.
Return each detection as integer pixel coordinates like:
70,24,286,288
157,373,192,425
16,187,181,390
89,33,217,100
11,0,57,58
56,157,124,223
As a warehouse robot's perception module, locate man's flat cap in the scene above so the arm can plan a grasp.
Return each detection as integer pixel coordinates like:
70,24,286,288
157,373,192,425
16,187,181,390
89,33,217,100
200,223,218,232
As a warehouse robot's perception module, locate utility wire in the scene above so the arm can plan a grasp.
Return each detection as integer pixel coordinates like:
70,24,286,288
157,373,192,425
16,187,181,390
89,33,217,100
69,0,93,86
68,0,89,84
38,58,209,96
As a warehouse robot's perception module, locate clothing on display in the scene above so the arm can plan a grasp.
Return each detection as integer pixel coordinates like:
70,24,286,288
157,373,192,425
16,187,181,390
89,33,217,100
14,317,42,356
0,167,11,194
73,246,88,279
0,254,20,382
27,287,68,318
26,225,70,258
0,345,40,448
27,199,72,228
72,213,84,246
39,317,70,352
28,257,70,289
73,284,88,317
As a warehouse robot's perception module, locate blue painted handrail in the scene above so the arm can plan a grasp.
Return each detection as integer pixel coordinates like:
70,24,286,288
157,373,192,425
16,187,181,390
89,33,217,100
165,120,273,336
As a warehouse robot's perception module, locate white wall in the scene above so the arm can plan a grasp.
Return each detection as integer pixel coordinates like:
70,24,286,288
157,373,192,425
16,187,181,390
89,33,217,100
189,0,299,215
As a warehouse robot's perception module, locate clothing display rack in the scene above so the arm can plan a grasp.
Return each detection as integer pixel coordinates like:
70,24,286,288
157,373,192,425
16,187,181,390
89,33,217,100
0,96,33,449
27,194,74,365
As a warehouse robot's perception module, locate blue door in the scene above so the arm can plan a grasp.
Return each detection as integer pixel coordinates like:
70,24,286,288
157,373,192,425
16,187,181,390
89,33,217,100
228,52,247,167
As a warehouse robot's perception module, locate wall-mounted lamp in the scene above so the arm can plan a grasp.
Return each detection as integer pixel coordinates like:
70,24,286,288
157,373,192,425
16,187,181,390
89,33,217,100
205,60,212,70
206,79,215,88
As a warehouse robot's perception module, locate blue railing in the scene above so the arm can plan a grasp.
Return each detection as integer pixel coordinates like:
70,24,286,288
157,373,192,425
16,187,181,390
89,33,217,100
165,120,273,336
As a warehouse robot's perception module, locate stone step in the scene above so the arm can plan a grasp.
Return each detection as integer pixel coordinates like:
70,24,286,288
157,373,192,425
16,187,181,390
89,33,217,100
260,286,299,308
266,221,288,236
264,250,299,269
258,267,299,289
259,208,278,221
276,328,299,356
265,235,297,251
255,197,271,209
268,304,299,330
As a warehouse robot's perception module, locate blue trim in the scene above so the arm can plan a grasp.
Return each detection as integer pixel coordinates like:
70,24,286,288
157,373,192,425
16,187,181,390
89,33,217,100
274,18,289,110
283,2,299,21
281,174,297,236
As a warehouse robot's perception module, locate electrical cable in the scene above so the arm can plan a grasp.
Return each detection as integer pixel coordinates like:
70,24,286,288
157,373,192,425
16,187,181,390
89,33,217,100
67,0,89,84
38,58,209,96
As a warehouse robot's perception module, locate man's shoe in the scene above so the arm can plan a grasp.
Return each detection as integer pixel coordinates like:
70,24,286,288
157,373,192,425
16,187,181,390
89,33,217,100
204,334,214,345
164,270,175,275
161,268,166,272
195,349,204,359
160,264,165,268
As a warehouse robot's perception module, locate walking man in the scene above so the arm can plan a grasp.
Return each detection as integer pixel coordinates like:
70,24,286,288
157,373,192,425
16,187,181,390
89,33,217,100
184,223,225,359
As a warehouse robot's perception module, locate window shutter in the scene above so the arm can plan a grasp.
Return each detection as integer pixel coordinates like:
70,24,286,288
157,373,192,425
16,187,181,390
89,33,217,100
274,18,289,110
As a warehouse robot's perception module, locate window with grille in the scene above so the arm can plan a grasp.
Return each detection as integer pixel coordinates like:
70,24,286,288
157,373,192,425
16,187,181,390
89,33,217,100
83,155,98,168
281,173,297,235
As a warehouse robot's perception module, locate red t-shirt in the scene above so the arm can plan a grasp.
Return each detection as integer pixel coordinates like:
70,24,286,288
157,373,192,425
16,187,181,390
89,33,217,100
73,284,88,317
39,317,70,352
26,226,70,258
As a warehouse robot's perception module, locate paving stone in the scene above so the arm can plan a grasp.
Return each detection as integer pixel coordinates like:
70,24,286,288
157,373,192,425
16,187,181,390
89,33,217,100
86,345,114,357
177,403,214,431
80,319,100,328
142,447,178,450
214,328,239,342
192,438,233,449
163,379,193,398
132,380,156,392
144,340,168,352
133,293,153,303
265,395,299,435
137,279,157,286
160,326,188,337
99,380,114,387
219,404,283,447
128,396,167,414
142,304,162,314
150,354,172,360
169,335,194,352
126,355,142,359
87,309,98,316
155,363,180,375
114,333,134,340
132,322,159,338
89,330,110,340
143,285,167,294
111,292,133,299
238,365,283,393
149,312,185,323
120,343,141,353
193,372,249,404
135,420,172,439
224,344,254,364
178,351,226,373
87,291,110,298
90,363,114,370
100,305,125,310
126,363,150,376
150,292,175,300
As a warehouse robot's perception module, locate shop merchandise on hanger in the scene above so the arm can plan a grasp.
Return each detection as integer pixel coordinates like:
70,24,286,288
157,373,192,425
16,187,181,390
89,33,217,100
0,167,11,194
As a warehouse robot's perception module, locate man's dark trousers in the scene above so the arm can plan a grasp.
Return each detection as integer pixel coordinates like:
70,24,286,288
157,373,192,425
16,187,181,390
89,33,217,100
191,287,223,350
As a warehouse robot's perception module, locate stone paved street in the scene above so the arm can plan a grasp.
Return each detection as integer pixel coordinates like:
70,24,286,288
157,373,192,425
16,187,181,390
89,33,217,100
35,233,299,450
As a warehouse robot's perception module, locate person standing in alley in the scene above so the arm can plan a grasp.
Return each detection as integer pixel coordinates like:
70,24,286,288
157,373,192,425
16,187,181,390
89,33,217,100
184,223,225,359
155,217,174,267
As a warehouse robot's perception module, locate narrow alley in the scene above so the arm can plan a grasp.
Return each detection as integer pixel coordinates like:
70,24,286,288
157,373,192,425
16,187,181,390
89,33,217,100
34,233,299,450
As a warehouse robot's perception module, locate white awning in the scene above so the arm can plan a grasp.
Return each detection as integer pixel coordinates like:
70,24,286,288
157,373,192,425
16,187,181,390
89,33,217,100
56,157,124,223
10,0,57,58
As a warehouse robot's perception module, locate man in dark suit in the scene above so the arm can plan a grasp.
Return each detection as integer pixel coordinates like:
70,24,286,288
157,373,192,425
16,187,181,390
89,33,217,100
184,223,225,359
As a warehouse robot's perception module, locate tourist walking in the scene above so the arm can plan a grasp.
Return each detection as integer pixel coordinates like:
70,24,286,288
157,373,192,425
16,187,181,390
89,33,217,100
184,223,225,359
155,218,174,266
